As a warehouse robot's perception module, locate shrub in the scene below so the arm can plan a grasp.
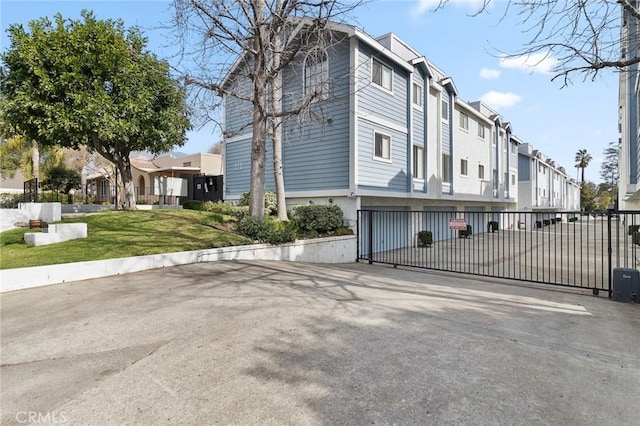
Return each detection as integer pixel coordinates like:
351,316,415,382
293,204,343,233
568,217,578,223
202,201,233,215
633,232,640,246
334,226,354,236
229,205,249,219
417,230,433,247
543,219,551,226
238,191,277,216
628,224,640,236
487,221,499,233
237,216,296,244
182,200,204,211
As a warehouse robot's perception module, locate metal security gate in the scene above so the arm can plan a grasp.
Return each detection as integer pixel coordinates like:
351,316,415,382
357,210,640,296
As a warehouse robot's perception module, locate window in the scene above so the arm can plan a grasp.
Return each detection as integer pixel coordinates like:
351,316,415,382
413,145,424,179
374,132,391,160
460,112,469,130
412,83,423,107
372,58,392,91
478,164,485,179
511,174,516,186
182,161,191,166
441,99,449,121
305,48,329,99
460,159,468,176
510,143,516,155
138,176,145,196
478,123,486,139
442,154,451,183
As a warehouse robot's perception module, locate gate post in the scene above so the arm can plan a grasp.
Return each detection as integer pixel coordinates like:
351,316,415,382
368,210,373,265
607,208,613,298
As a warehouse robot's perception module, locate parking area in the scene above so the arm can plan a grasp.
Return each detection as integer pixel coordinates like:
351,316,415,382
2,260,640,425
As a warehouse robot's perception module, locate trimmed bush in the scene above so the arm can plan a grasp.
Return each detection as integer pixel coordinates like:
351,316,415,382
633,232,640,246
628,225,640,236
293,204,344,233
202,201,233,215
543,219,551,226
334,226,354,236
417,230,433,247
487,221,499,233
568,217,578,223
182,200,204,211
237,216,297,245
238,191,277,216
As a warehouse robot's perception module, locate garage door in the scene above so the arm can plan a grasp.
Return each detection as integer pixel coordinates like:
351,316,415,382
359,207,410,255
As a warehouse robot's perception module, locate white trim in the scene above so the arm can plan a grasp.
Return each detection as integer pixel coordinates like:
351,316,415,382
285,189,353,198
373,130,392,163
371,57,394,94
350,37,359,192
226,132,253,144
357,114,408,134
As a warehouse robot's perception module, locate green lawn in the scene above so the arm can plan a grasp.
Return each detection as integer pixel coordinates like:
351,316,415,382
0,210,252,269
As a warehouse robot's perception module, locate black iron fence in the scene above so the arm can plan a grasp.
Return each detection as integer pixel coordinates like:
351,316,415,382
357,209,640,296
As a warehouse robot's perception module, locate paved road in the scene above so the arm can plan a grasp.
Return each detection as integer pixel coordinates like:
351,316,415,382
2,261,639,425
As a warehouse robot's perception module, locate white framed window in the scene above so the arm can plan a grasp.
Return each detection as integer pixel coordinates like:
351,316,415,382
512,174,516,186
460,112,469,130
413,145,424,180
510,143,516,155
478,164,485,179
374,131,391,160
372,58,392,91
478,123,486,139
442,154,451,183
441,99,449,121
461,159,468,176
412,83,423,107
304,48,329,100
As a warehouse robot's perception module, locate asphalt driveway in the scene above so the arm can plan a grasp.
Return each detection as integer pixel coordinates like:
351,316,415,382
1,261,639,425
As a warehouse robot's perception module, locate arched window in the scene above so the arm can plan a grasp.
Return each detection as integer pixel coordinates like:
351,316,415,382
138,176,145,196
304,48,328,100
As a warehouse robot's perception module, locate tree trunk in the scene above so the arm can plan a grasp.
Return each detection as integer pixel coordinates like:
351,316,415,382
31,140,39,180
117,155,136,210
270,21,288,221
581,166,585,183
248,0,268,219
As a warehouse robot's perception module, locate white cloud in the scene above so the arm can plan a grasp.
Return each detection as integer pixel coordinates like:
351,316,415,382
499,53,558,75
411,0,489,16
480,91,522,109
480,68,501,79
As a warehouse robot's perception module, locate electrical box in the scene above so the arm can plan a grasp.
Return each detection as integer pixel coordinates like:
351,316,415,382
612,268,640,303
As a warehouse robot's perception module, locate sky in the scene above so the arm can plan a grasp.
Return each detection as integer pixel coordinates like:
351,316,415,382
1,0,619,183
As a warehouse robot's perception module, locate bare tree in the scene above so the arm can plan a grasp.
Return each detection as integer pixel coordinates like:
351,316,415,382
432,0,634,85
171,0,362,218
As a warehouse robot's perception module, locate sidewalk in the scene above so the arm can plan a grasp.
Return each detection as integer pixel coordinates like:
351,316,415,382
2,261,639,425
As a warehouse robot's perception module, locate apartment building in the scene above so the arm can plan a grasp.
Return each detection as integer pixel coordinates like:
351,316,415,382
619,1,640,209
517,143,581,224
223,22,574,243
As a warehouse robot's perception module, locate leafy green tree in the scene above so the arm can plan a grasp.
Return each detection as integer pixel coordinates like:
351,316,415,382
580,181,598,212
43,165,81,193
599,141,619,203
0,11,191,209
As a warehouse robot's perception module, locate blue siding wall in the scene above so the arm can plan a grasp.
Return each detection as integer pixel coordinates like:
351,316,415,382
224,75,254,137
278,37,351,191
518,154,531,181
357,44,408,126
357,119,408,191
224,139,252,196
224,36,351,196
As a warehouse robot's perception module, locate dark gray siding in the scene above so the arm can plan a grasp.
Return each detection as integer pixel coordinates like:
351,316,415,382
518,154,531,181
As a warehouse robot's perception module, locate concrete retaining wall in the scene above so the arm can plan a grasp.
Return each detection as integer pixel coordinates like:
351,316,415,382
1,203,62,232
0,235,357,293
24,223,88,246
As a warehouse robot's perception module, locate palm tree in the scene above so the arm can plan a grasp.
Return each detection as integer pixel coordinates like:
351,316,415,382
575,149,592,183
